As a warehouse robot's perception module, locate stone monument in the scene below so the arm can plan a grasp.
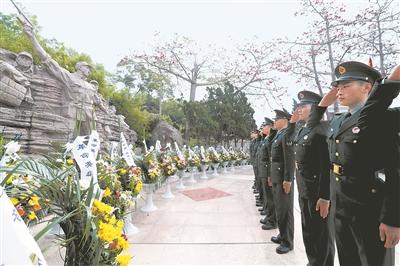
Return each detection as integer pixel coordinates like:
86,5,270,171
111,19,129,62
0,24,136,154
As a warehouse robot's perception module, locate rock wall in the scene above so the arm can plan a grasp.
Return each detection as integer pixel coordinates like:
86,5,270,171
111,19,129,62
150,120,183,147
0,48,137,155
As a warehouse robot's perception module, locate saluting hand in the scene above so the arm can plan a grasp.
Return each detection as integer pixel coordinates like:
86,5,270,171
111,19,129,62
319,87,338,107
267,176,272,187
379,223,400,248
387,64,400,81
282,181,291,194
290,108,300,123
315,198,330,219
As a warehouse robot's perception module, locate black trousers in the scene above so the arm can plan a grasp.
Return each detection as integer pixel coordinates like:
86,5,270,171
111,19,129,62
299,197,335,266
255,168,263,198
335,215,394,266
252,165,260,192
262,178,276,224
272,182,294,248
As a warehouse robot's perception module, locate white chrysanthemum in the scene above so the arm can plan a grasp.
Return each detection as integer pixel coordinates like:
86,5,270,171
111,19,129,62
4,141,21,155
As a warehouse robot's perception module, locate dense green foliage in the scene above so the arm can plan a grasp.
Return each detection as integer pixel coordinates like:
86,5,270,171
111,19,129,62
184,83,256,146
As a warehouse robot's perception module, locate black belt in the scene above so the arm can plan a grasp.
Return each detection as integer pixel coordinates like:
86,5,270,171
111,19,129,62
331,163,375,178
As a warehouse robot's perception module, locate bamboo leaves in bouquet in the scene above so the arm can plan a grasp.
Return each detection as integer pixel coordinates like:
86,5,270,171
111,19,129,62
0,144,132,265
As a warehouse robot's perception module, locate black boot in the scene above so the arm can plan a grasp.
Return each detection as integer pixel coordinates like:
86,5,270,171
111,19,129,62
271,235,282,244
276,244,293,254
262,223,277,230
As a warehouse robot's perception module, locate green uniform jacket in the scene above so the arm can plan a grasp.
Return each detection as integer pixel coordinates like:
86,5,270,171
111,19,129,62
249,140,256,164
293,114,330,200
357,80,400,227
257,130,277,179
270,123,296,184
311,80,399,223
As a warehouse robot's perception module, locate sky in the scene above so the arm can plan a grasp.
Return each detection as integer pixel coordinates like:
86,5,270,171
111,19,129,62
1,0,398,126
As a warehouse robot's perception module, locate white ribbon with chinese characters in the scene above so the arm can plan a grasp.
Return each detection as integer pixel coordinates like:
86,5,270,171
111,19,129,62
174,142,184,160
120,132,136,167
87,130,100,159
109,141,119,161
209,147,219,157
69,135,99,191
0,185,47,266
155,140,162,153
200,146,207,160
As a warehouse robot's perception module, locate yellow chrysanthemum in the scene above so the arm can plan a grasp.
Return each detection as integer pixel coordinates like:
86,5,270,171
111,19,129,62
98,221,118,242
119,169,127,175
10,197,19,205
116,236,129,250
116,254,132,266
66,159,74,165
116,220,124,231
28,196,40,206
134,181,142,193
103,187,112,198
92,199,113,216
97,215,124,244
27,211,37,221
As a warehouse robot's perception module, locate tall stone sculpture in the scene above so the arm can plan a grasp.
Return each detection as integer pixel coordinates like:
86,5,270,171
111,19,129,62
0,23,136,155
0,51,34,107
22,22,101,135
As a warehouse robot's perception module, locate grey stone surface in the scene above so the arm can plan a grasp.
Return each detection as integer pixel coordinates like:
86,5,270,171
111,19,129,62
151,120,183,147
0,48,137,155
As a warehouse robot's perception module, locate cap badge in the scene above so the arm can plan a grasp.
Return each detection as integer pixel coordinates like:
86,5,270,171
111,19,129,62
338,66,346,75
352,127,360,134
299,93,304,99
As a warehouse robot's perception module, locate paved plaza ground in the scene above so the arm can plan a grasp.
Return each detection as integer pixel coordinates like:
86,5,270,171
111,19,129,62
42,165,399,265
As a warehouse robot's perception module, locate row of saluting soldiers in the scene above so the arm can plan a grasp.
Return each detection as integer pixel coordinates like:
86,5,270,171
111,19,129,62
249,61,400,266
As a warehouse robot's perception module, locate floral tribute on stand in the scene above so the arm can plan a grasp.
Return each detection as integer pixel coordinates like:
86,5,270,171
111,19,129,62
172,142,187,190
0,132,133,266
185,147,200,184
220,147,231,174
208,147,222,176
198,146,210,179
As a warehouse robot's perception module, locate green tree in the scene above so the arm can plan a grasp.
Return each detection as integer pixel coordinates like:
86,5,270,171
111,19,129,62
161,99,186,131
205,83,256,146
110,89,151,143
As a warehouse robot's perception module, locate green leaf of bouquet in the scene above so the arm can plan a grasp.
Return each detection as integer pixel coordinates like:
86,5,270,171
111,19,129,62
34,210,77,241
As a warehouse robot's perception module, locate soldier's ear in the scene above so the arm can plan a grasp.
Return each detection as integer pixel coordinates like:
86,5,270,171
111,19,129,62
364,82,373,94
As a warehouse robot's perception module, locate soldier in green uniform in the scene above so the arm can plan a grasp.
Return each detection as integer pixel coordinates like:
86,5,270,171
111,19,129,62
249,130,259,191
293,90,334,266
257,118,278,229
255,125,265,207
312,61,400,265
269,109,296,254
